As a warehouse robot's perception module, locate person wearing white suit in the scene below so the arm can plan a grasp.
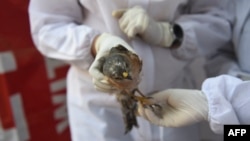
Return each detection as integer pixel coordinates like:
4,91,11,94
28,0,233,140
137,0,250,137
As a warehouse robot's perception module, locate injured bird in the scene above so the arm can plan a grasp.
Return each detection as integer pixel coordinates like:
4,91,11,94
97,44,162,134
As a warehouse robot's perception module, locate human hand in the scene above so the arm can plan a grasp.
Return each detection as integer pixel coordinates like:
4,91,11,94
112,6,176,47
137,89,208,127
88,33,136,93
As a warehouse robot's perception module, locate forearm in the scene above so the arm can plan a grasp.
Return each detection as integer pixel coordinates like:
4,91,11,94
202,75,250,134
29,0,100,70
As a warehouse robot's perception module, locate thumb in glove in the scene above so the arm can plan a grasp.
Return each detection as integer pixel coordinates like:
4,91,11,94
137,89,208,127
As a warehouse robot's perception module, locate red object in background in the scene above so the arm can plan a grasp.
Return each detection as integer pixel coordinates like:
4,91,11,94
0,0,71,141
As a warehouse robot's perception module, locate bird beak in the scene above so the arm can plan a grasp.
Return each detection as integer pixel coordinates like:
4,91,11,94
126,75,132,80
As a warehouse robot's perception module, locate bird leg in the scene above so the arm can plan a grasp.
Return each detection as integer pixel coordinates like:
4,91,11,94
132,89,163,118
132,88,154,105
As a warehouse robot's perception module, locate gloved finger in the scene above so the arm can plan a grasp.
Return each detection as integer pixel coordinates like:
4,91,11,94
90,69,104,80
126,23,139,38
112,9,126,19
94,79,118,93
122,21,136,38
144,108,162,126
93,79,116,92
123,23,132,38
95,85,116,93
136,102,149,120
93,79,112,89
136,14,148,33
88,62,105,81
119,15,130,32
150,90,172,101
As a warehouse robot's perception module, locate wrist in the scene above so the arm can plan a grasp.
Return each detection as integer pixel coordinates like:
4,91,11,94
199,91,209,121
169,23,183,49
161,23,183,48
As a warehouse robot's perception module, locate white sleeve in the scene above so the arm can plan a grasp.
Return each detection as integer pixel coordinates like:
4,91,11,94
233,0,250,74
202,75,250,134
172,0,234,60
28,0,100,70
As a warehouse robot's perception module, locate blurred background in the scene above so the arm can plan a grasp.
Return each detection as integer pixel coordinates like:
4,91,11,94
0,0,71,140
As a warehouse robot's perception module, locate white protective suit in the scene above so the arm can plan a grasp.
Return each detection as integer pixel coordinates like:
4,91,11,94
28,0,233,141
201,0,250,135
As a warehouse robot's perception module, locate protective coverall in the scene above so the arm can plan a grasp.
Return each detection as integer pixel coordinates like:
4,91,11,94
28,0,233,140
137,0,250,137
202,0,250,135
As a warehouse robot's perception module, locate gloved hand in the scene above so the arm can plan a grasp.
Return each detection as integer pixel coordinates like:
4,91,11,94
88,33,136,93
137,89,208,127
112,6,175,47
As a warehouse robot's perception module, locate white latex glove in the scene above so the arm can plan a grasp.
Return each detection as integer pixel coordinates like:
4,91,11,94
137,89,208,127
112,6,175,47
88,33,136,93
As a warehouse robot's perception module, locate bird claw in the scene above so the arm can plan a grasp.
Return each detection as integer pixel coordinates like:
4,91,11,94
132,90,163,118
144,103,163,118
135,96,163,118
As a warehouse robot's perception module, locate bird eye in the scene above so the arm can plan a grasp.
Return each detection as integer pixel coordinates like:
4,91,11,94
122,72,128,78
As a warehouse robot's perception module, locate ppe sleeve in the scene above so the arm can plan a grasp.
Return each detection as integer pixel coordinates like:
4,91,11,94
172,0,234,60
28,0,100,70
201,75,250,134
233,0,250,74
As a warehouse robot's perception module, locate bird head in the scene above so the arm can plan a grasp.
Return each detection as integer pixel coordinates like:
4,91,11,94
103,53,133,80
102,45,134,81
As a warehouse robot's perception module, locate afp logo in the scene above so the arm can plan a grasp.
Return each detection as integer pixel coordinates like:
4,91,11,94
224,125,250,141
